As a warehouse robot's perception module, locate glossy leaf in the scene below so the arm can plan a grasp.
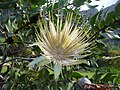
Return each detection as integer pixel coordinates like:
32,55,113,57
86,4,98,9
87,0,92,3
115,2,120,18
90,12,99,27
96,40,105,49
106,31,120,39
98,20,105,29
28,56,51,66
105,11,115,25
54,64,62,81
12,19,18,29
95,10,102,28
5,19,13,33
69,72,83,79
73,0,84,7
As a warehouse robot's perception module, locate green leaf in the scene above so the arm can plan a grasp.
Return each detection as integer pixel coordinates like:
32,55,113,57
73,0,84,7
3,82,12,90
106,30,120,39
10,68,16,79
58,0,65,8
28,56,51,66
53,2,59,10
5,19,13,33
109,75,117,83
98,20,105,29
54,64,62,81
115,3,120,18
0,0,10,2
0,0,16,9
96,40,105,49
114,72,120,84
90,12,99,27
38,59,51,67
12,19,18,30
105,11,115,25
87,4,98,9
38,68,49,80
87,0,92,3
1,66,8,73
101,72,115,83
69,72,83,79
47,68,54,75
30,0,46,5
95,10,102,27
92,71,104,83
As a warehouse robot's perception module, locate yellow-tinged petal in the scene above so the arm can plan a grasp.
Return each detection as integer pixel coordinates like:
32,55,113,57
36,13,95,66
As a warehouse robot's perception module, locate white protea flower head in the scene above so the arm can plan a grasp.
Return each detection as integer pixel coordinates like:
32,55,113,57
36,13,94,66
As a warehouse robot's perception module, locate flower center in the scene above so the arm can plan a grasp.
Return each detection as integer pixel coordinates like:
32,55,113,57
52,47,64,62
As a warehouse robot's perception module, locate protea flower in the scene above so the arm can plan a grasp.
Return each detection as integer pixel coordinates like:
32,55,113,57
36,13,94,66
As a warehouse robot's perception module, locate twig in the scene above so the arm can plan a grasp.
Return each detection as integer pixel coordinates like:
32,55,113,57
0,57,35,65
